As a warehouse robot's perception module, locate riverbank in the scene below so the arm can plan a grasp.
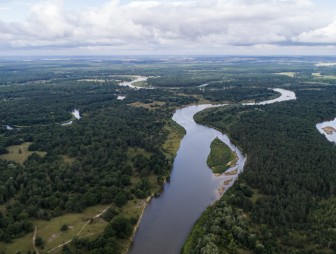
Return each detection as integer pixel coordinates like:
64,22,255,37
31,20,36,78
123,196,152,254
129,104,247,254
124,117,186,253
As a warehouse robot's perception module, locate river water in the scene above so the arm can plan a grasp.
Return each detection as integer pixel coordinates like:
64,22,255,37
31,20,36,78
129,105,246,254
119,76,148,89
316,118,336,143
61,109,81,126
129,88,296,254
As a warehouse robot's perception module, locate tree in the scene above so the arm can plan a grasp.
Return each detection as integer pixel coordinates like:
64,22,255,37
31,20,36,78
114,192,127,207
60,224,68,231
35,236,44,247
110,216,132,239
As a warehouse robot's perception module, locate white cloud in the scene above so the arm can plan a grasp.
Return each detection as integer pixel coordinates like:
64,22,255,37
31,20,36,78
0,0,335,54
296,21,336,44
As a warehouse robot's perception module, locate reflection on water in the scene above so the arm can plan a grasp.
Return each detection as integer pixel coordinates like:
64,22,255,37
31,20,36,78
316,118,336,143
129,105,246,254
129,88,297,254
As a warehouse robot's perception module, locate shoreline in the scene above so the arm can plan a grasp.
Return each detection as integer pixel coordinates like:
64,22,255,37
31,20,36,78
123,195,153,254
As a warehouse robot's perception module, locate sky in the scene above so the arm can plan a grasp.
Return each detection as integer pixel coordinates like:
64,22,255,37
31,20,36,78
0,0,336,56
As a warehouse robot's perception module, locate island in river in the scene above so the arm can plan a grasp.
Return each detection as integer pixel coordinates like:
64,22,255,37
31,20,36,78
207,137,238,174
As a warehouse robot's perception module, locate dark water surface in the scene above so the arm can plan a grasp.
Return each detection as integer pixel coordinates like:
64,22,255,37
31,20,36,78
129,89,296,254
129,105,246,254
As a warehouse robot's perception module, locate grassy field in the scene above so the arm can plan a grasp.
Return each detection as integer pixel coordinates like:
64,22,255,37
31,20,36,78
313,73,336,80
275,72,296,77
129,101,166,110
127,147,152,159
0,198,153,254
0,142,46,165
131,80,149,88
0,204,110,254
162,119,186,160
61,155,76,165
249,188,265,204
207,138,237,174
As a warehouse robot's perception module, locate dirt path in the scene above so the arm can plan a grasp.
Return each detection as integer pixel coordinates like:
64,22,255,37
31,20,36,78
47,205,111,253
33,225,40,254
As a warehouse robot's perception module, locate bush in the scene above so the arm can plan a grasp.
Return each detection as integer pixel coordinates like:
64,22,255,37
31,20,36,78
60,224,68,231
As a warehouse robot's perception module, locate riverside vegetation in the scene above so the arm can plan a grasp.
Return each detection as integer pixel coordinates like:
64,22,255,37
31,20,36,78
207,138,237,174
0,56,335,253
183,86,336,253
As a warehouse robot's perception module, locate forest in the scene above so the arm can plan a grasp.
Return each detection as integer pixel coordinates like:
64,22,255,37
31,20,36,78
0,56,335,253
183,86,336,253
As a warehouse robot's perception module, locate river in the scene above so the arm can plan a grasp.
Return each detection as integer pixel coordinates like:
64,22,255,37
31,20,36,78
129,88,296,254
119,76,148,89
316,118,336,143
61,109,81,126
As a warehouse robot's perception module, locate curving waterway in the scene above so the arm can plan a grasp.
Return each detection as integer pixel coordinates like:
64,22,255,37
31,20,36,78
61,109,81,126
129,88,296,254
119,76,148,89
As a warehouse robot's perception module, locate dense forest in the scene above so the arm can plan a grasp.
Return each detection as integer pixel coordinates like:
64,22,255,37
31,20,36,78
0,56,335,253
0,64,198,253
183,86,336,253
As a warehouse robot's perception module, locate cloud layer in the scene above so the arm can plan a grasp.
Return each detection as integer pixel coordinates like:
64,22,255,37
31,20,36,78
1,0,336,55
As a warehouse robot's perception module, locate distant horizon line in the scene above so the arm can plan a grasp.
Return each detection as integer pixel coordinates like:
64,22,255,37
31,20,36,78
1,55,336,58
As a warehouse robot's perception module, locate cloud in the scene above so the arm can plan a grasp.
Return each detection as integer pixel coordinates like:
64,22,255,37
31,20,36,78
0,0,335,54
296,21,336,45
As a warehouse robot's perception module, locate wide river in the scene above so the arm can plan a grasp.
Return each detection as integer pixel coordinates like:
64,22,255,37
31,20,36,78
129,88,296,254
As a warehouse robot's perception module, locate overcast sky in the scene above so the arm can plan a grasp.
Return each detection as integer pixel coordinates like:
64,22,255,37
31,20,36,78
0,0,336,56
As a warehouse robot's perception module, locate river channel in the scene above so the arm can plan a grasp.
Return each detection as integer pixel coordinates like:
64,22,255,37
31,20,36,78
129,88,296,254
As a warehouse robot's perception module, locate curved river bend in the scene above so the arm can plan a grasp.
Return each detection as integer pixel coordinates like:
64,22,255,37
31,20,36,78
129,88,296,254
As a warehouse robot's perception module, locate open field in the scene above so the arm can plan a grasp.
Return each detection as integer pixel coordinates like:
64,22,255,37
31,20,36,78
129,101,166,110
275,72,296,77
0,204,109,254
162,119,186,160
0,142,46,165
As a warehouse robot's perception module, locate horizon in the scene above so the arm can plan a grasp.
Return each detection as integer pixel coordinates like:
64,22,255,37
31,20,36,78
0,0,336,56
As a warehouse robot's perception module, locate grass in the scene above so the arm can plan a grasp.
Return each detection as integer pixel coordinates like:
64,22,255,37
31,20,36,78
0,232,34,254
127,147,152,159
162,119,186,160
249,188,265,204
313,72,336,80
0,204,111,254
46,206,107,253
275,72,296,77
207,138,237,174
118,199,148,252
129,101,166,110
175,92,214,104
131,80,149,88
0,142,46,165
0,198,153,254
61,155,76,165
